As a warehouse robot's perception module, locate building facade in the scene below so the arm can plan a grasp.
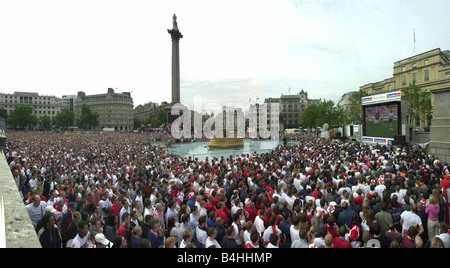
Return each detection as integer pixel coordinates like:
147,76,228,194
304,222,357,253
360,48,450,128
60,95,76,112
133,101,168,123
279,90,308,129
75,88,134,131
0,91,63,119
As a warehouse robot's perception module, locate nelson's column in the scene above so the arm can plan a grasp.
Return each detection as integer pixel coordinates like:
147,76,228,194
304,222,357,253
166,14,183,124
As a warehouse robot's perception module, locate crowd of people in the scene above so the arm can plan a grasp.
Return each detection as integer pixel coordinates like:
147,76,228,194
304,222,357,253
5,130,450,248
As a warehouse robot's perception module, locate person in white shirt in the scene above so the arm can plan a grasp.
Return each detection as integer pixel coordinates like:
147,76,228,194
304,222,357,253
205,227,221,248
71,221,90,248
135,189,144,211
267,233,280,248
434,222,450,248
119,199,131,225
254,210,266,237
150,189,157,207
400,203,424,236
263,216,282,245
195,216,208,247
98,192,112,220
313,226,328,248
26,194,47,229
179,229,194,248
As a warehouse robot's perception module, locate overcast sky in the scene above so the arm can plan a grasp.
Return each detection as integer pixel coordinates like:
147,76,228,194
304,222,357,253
1,0,449,112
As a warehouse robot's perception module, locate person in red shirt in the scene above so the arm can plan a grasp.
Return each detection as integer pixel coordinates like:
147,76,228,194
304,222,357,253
244,199,257,223
117,212,131,246
354,188,365,207
215,202,229,227
110,196,122,219
325,215,339,238
333,225,352,248
205,196,217,215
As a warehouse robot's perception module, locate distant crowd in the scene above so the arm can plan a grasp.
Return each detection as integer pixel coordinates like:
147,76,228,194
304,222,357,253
5,130,450,248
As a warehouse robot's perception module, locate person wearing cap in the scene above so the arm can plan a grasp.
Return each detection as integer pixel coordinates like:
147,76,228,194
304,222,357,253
348,225,361,248
35,205,57,233
95,233,114,248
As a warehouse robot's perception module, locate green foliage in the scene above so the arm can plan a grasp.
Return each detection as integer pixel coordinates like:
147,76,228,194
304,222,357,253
77,103,99,129
53,108,75,129
302,100,346,128
145,108,167,127
402,81,433,125
344,89,369,124
7,105,38,128
39,115,52,130
301,104,317,128
133,117,142,129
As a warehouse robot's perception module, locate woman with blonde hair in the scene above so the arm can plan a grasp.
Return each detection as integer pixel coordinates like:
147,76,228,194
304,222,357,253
425,195,440,240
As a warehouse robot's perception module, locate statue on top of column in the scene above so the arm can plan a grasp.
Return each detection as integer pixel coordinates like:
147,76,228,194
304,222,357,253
173,14,178,30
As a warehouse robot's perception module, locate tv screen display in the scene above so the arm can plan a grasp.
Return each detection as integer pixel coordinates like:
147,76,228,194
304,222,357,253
364,103,399,138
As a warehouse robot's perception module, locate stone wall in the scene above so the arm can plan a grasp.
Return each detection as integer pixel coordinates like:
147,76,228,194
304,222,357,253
429,87,450,163
0,152,41,248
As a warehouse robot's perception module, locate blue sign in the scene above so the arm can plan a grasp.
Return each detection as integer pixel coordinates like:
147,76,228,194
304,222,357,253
386,92,401,99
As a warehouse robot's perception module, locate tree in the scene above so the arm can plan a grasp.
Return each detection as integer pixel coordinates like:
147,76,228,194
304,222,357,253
301,104,318,129
146,108,167,127
53,108,75,129
77,103,99,129
39,115,52,130
7,105,38,128
402,81,433,127
302,101,346,129
344,89,369,124
133,117,142,129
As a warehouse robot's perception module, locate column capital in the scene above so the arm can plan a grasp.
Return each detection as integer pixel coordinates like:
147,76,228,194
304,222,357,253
168,29,183,40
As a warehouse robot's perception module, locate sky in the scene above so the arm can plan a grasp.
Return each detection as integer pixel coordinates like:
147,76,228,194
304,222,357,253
1,0,449,113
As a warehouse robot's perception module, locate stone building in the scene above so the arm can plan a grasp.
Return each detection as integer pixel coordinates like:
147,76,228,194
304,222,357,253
75,88,133,131
0,91,63,119
133,101,169,123
360,48,450,129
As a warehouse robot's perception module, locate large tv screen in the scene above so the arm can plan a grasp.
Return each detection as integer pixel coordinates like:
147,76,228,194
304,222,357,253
363,103,400,138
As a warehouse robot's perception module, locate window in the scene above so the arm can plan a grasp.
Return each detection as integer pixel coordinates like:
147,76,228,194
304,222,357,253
415,116,420,127
412,73,417,83
424,59,429,65
401,66,406,72
401,76,406,86
388,85,392,91
424,70,430,81
412,63,417,69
